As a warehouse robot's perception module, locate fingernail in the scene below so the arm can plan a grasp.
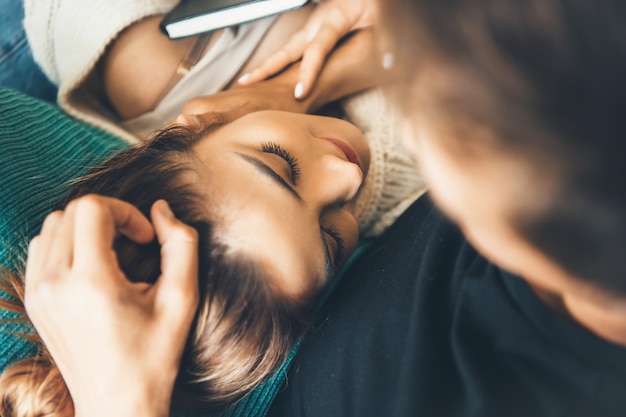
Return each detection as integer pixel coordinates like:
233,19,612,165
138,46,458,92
294,82,304,99
159,200,174,218
382,52,395,70
238,73,250,84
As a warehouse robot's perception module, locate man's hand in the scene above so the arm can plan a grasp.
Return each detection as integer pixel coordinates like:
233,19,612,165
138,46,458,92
176,28,386,130
25,195,199,417
175,80,308,128
238,0,378,99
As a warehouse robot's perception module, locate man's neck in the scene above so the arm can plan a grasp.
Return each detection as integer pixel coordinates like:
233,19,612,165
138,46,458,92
532,283,626,347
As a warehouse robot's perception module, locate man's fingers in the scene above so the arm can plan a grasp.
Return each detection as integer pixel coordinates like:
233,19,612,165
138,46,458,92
36,210,63,262
25,236,42,293
73,195,154,269
26,210,64,284
24,211,67,321
295,22,344,99
150,200,199,308
44,202,77,270
240,32,308,85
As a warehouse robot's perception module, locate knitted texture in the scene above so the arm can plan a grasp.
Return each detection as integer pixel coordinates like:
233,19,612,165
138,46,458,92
0,86,127,375
344,88,427,237
0,87,302,417
23,0,178,143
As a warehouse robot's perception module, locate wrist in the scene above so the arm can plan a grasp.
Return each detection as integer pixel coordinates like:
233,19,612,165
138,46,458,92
75,396,170,417
72,378,174,417
299,29,385,109
263,69,312,113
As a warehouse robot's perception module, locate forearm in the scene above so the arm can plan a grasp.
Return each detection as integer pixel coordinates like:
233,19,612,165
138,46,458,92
177,27,389,122
305,29,387,110
241,28,386,113
26,197,197,417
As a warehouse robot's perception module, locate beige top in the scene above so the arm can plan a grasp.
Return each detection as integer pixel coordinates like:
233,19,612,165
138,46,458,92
344,89,426,237
122,17,277,139
24,0,179,143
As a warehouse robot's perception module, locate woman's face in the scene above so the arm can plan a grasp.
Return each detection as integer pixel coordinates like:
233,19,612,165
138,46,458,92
193,110,370,300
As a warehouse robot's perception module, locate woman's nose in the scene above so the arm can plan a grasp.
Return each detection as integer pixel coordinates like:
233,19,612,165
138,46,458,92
315,154,364,207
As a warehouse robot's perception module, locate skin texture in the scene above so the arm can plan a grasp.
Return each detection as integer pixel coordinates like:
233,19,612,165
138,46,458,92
178,27,385,125
25,1,626,414
407,119,626,346
25,196,199,417
239,0,377,99
103,4,386,125
21,109,370,417
193,110,370,298
103,5,317,119
21,10,384,415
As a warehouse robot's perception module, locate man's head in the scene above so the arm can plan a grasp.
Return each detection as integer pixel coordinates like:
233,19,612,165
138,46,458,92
381,0,626,304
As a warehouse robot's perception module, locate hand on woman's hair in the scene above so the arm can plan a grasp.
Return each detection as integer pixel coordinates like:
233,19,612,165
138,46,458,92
24,195,199,417
238,0,378,99
176,80,308,128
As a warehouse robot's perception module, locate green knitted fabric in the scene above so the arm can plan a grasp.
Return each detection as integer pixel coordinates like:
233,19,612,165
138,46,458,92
0,87,294,417
0,87,128,374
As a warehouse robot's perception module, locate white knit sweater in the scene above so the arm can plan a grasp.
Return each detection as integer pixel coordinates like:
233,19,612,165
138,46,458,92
24,1,426,236
344,89,426,237
24,0,178,143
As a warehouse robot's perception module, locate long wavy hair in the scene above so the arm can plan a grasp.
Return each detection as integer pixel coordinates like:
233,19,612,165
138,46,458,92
0,123,310,416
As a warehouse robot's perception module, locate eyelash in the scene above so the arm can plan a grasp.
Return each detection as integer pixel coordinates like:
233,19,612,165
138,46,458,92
260,141,345,269
321,225,346,268
261,141,301,184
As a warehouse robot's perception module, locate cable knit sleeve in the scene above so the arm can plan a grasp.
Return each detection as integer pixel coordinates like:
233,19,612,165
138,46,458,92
23,0,178,143
344,88,427,238
24,0,177,87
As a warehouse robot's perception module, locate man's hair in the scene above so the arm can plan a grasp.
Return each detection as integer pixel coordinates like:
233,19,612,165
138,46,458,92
0,124,310,416
383,0,626,293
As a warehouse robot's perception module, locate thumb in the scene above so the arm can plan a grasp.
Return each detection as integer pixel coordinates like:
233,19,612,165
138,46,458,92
176,109,237,129
150,200,199,310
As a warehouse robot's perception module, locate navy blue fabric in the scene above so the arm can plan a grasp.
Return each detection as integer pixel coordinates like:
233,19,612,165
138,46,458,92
0,0,57,101
268,196,626,417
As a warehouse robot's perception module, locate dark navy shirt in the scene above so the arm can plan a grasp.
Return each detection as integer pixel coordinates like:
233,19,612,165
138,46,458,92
268,196,626,417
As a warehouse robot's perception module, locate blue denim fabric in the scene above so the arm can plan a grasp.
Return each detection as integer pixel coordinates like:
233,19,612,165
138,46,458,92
0,0,57,102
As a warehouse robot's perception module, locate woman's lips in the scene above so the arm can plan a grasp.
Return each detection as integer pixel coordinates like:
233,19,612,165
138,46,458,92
319,137,362,168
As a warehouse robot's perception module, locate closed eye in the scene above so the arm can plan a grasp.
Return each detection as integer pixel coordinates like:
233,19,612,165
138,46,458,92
321,225,346,269
261,141,301,184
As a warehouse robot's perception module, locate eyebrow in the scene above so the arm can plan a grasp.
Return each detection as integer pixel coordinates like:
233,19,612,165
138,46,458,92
236,152,333,282
235,153,303,202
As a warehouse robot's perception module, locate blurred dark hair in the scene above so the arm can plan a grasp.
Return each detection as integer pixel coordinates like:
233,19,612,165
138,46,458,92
381,0,626,293
1,123,309,416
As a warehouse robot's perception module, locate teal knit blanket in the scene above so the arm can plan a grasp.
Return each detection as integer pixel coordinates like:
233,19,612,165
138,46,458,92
0,87,292,417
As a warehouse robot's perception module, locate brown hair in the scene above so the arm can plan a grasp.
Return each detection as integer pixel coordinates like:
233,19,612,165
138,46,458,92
381,0,626,293
0,124,309,416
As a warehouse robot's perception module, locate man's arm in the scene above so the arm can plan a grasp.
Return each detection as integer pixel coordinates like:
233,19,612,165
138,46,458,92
25,196,199,417
239,0,378,100
178,28,390,125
